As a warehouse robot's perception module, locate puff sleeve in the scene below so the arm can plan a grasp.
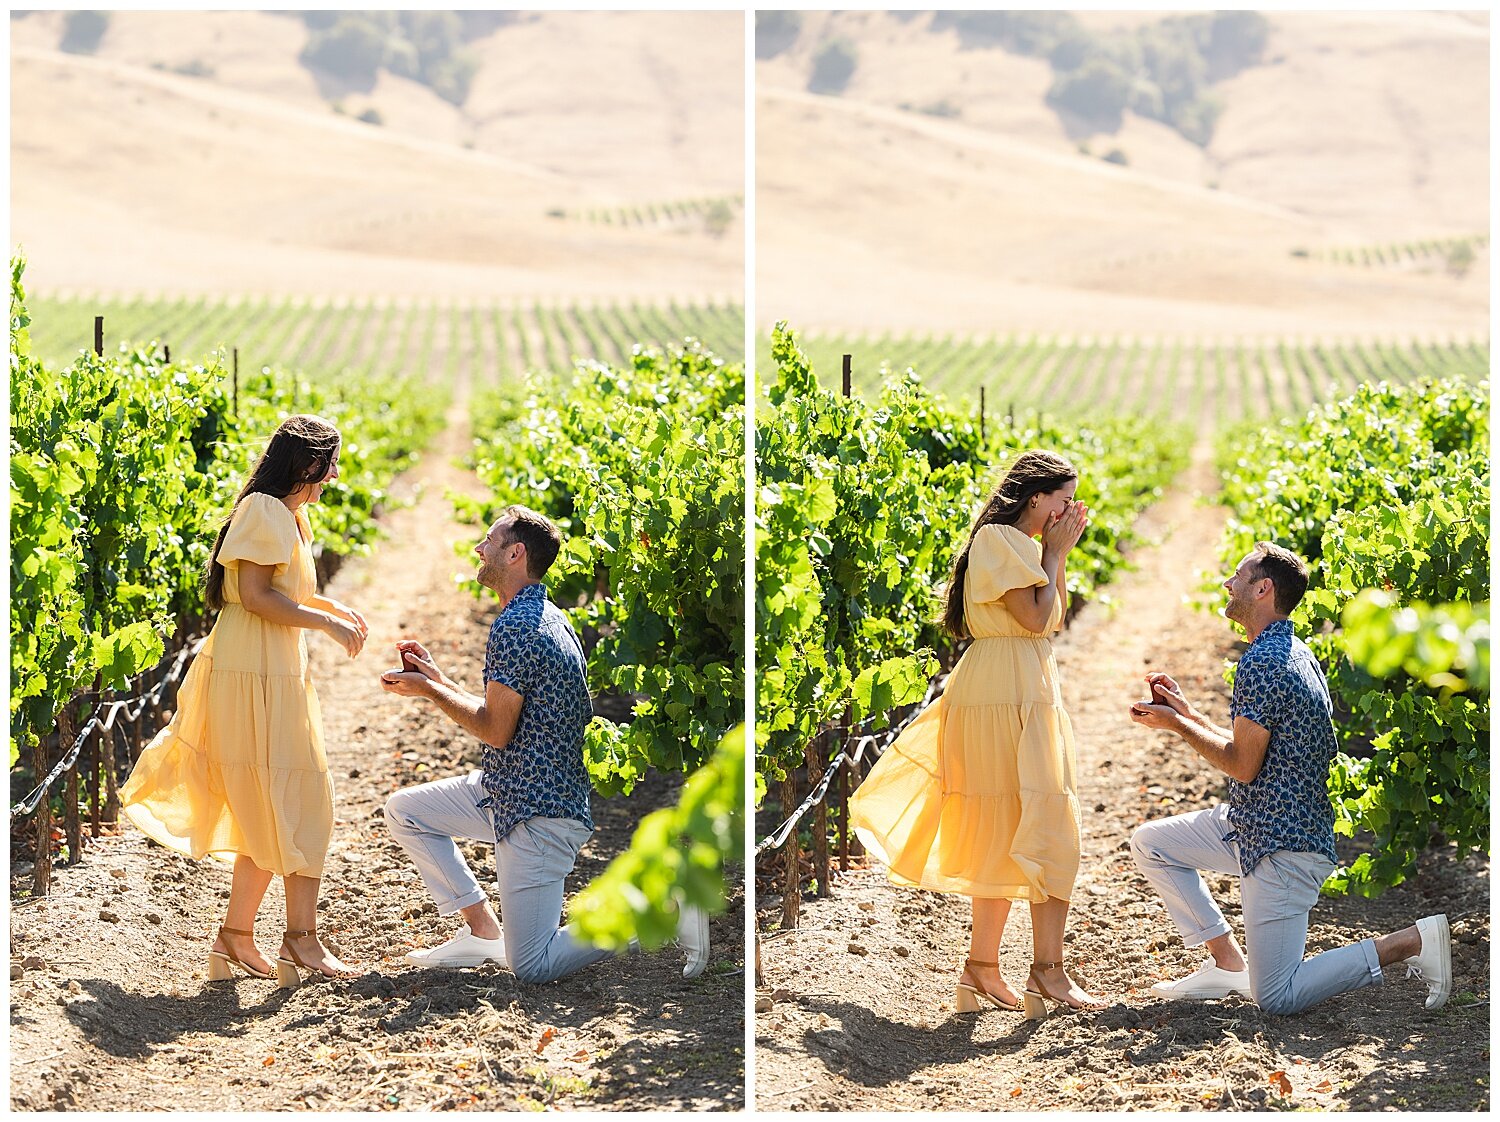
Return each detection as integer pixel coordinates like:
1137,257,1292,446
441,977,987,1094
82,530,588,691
966,523,1048,604
217,492,299,574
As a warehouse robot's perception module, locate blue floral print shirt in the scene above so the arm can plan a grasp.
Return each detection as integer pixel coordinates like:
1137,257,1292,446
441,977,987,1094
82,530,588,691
477,582,594,840
1225,618,1340,875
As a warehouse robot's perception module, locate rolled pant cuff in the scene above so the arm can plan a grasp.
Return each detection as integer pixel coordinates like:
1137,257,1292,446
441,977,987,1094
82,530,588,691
1358,937,1384,984
438,887,488,916
1182,920,1233,949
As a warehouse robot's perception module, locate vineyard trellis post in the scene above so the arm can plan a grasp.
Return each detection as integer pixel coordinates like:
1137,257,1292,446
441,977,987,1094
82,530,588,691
88,676,102,837
834,354,855,880
780,774,800,929
232,346,239,416
837,715,850,872
64,703,82,867
979,384,986,446
93,315,103,356
103,697,121,826
840,703,862,870
809,729,828,898
163,343,170,363
33,712,58,893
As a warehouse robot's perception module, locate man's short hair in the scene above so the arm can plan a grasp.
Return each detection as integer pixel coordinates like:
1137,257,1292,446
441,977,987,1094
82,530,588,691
1250,541,1310,615
500,505,562,579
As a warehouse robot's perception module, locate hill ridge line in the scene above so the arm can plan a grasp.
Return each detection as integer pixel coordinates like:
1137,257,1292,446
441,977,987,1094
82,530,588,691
13,44,573,188
759,85,1321,227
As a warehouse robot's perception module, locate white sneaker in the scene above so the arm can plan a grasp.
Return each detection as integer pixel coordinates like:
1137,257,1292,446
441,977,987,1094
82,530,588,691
1404,914,1451,1011
1150,959,1252,1001
404,925,507,969
677,903,710,980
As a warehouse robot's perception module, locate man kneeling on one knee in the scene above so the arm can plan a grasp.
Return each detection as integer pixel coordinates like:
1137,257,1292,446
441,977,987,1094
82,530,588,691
379,504,708,983
1127,541,1450,1015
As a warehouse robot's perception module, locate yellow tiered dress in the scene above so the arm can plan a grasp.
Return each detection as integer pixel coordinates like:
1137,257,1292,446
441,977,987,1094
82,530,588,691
849,522,1080,902
121,492,333,878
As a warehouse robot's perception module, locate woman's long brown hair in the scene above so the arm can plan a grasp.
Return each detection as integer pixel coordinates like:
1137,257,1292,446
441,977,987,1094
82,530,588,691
940,450,1078,640
202,414,341,612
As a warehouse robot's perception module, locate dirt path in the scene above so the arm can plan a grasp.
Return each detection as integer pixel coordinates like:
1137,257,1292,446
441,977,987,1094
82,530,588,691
9,384,745,1111
754,445,1489,1112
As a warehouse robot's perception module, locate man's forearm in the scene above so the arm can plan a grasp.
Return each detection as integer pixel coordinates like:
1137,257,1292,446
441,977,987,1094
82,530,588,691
1171,715,1240,779
421,679,502,748
1184,707,1232,741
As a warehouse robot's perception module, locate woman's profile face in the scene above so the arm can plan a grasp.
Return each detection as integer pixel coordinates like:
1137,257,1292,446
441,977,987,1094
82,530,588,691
308,448,340,501
289,445,340,505
1033,478,1079,525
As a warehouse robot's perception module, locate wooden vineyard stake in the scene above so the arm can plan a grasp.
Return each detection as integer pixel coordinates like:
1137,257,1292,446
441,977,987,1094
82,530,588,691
93,315,103,356
781,774,800,929
809,729,828,897
64,710,82,867
847,704,863,861
837,725,850,873
88,677,102,837
34,714,59,894
979,384,986,445
104,715,120,825
232,347,239,417
842,353,852,398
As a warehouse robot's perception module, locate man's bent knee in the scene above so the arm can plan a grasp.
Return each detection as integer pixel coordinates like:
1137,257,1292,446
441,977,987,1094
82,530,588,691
1252,983,1300,1016
1129,823,1158,868
509,957,557,985
384,788,417,831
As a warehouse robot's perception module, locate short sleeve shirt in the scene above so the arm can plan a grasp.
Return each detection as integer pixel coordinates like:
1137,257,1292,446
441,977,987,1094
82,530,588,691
477,582,594,840
1225,618,1339,875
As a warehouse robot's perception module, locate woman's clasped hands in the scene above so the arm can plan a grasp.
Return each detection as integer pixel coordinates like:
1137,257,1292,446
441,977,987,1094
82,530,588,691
1041,498,1089,556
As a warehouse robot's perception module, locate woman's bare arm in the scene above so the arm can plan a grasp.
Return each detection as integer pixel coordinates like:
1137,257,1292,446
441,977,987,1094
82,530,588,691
237,562,364,657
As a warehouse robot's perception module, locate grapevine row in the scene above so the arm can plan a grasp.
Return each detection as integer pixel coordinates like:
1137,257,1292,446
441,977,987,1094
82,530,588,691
557,193,744,229
27,294,746,390
1214,377,1490,895
1292,233,1489,269
757,330,1489,427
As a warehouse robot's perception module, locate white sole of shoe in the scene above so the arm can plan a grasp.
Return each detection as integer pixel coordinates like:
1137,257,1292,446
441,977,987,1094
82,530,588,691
1151,986,1248,1001
404,956,503,969
1422,914,1452,1010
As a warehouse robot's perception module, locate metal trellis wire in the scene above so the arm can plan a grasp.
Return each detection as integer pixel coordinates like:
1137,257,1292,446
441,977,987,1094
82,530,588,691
754,674,945,857
10,636,205,818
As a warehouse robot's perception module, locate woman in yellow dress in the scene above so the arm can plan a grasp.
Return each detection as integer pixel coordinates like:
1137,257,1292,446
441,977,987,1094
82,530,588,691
850,450,1105,1018
122,414,368,986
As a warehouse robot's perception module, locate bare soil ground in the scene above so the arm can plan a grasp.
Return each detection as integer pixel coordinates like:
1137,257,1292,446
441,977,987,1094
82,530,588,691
753,447,1489,1112
8,397,745,1111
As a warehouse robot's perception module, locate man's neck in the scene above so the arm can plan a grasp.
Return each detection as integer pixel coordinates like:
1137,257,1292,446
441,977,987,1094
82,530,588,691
495,577,540,612
1243,614,1288,644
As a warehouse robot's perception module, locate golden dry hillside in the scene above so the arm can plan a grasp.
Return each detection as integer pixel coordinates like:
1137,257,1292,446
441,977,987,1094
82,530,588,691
10,10,745,299
757,10,1488,338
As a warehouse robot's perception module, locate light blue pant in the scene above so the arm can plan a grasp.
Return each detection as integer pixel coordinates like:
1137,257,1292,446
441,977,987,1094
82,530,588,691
384,770,614,984
1131,804,1383,1015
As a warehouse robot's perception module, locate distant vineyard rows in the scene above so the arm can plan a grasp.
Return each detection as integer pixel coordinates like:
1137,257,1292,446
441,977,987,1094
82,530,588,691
557,194,744,229
759,331,1490,427
28,295,745,386
1294,233,1489,269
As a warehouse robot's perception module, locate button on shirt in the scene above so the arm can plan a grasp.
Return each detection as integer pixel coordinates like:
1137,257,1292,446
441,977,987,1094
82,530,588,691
1225,617,1340,875
477,582,594,840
